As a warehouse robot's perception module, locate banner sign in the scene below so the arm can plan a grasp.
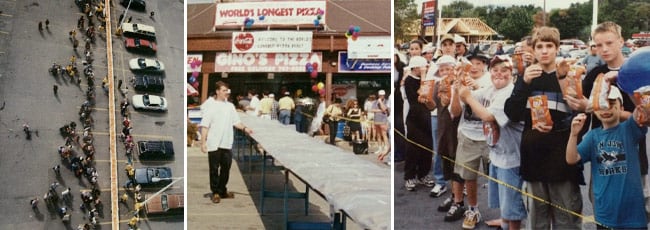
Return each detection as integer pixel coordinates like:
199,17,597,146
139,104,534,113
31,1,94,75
338,52,391,73
215,1,326,26
422,1,436,27
347,36,391,59
232,31,312,53
215,52,322,72
187,54,203,73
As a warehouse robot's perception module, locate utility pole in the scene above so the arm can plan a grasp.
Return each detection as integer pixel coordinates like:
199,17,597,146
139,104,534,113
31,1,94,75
543,0,546,26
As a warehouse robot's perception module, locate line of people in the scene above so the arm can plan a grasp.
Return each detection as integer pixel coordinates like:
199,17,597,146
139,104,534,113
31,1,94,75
396,21,650,229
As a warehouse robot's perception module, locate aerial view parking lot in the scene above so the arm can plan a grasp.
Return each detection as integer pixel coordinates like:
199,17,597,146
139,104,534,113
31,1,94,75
0,0,184,229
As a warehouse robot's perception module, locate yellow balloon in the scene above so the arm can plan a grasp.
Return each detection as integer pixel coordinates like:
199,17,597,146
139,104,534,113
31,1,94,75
317,82,324,90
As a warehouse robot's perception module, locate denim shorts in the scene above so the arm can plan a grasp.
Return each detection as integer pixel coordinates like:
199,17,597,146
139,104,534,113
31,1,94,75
488,164,527,221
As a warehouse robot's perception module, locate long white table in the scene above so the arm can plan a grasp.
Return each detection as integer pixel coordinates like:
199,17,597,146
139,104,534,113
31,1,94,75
240,113,390,230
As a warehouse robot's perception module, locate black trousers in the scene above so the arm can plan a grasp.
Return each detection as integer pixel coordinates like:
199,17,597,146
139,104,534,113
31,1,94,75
208,148,232,196
328,121,338,145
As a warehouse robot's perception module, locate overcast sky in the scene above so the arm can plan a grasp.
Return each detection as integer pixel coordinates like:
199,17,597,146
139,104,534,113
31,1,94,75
415,0,591,12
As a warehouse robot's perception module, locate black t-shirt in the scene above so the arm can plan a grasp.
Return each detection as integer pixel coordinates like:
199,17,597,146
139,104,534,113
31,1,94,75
582,64,648,175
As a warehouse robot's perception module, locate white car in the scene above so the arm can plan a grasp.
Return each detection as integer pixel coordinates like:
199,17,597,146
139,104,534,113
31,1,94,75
129,58,165,72
132,94,167,112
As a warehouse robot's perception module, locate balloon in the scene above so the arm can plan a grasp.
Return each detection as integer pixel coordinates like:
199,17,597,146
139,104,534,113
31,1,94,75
319,88,325,95
618,47,650,94
318,9,325,15
317,15,322,20
349,25,355,32
190,62,196,69
317,82,324,89
305,62,313,68
312,85,319,92
351,36,358,41
307,66,314,73
345,32,351,39
245,21,253,28
188,76,197,84
191,71,199,78
191,81,199,90
310,71,318,78
312,62,319,70
354,26,361,32
313,19,320,26
352,31,359,37
259,15,265,20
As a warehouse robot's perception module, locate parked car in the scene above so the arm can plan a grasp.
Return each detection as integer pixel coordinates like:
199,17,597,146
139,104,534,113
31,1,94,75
125,38,157,54
560,39,587,51
120,0,146,11
568,48,588,59
132,94,167,111
133,75,164,93
129,58,165,73
138,140,174,159
144,193,184,214
134,167,172,186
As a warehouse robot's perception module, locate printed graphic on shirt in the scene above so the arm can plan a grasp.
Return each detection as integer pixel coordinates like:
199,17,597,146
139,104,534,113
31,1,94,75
463,96,490,122
596,140,628,176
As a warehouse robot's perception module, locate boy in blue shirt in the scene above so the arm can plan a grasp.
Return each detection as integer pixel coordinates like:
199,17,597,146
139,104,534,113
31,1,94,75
566,86,648,229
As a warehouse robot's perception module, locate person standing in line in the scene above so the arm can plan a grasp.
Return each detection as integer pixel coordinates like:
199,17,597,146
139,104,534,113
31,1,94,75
324,98,343,145
258,91,273,119
504,26,582,229
373,90,390,154
246,90,260,116
278,91,295,125
200,81,253,203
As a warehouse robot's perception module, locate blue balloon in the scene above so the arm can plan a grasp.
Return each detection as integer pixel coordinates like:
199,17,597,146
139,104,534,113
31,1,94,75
313,19,320,26
354,26,361,33
245,21,253,28
188,76,197,84
618,47,650,94
259,15,265,20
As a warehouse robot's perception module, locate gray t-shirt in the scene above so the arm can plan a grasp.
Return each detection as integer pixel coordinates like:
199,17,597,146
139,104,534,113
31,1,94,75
583,54,604,74
480,83,524,169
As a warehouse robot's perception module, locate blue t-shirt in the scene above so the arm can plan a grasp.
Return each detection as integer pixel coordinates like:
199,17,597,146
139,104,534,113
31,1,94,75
577,118,648,228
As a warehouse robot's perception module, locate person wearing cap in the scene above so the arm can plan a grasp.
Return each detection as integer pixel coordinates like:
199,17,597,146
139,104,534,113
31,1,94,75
567,86,648,229
504,26,583,229
457,56,526,229
269,93,280,121
454,35,469,61
402,55,434,191
200,81,254,204
582,42,604,74
373,90,390,155
422,44,436,63
438,34,456,60
567,21,650,222
278,91,295,125
443,46,492,225
324,98,343,145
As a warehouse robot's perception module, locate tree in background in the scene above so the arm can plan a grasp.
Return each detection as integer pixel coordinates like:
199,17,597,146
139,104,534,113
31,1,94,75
498,6,535,42
441,1,476,18
394,0,419,43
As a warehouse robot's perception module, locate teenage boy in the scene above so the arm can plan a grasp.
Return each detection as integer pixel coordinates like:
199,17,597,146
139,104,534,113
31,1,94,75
504,26,582,229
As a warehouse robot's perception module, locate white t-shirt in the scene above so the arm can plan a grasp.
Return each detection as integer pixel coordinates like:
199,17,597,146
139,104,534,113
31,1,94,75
456,72,492,140
200,99,240,151
479,84,523,169
248,96,260,116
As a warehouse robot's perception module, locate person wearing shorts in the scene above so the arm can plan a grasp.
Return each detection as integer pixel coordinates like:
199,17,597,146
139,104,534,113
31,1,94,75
373,90,390,154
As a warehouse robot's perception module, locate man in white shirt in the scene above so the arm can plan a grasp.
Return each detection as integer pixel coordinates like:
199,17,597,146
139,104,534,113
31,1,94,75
246,90,260,116
200,81,254,203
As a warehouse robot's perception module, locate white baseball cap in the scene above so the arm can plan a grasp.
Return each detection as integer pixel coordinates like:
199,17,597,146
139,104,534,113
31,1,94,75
406,56,428,69
436,55,456,66
378,90,386,95
607,86,623,102
269,93,275,98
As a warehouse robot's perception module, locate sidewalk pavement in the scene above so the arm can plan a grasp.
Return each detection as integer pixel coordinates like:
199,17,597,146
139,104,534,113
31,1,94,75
187,134,387,229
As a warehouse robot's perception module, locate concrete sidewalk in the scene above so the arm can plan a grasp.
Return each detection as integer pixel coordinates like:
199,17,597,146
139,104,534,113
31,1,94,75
187,135,387,229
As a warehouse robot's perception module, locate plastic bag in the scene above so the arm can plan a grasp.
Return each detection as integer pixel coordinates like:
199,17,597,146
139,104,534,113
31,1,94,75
529,95,553,128
589,73,610,111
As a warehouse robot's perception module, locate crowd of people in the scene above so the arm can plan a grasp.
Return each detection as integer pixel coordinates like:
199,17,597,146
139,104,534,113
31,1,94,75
233,89,391,160
395,21,650,229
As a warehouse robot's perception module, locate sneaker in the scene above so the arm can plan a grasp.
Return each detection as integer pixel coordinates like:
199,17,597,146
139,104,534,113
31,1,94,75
211,194,221,203
444,203,466,222
405,179,417,191
418,175,435,187
430,184,448,197
437,196,453,212
462,209,482,229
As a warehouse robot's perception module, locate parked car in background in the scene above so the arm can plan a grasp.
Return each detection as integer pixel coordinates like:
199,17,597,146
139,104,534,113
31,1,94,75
129,58,165,73
568,48,589,59
144,193,184,215
138,140,174,159
132,94,168,111
134,167,172,186
125,38,157,54
560,39,587,51
133,75,165,93
120,0,146,11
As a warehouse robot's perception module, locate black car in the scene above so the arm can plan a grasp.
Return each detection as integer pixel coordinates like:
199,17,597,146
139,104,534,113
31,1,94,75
138,140,174,159
134,167,172,186
121,0,146,11
133,75,164,93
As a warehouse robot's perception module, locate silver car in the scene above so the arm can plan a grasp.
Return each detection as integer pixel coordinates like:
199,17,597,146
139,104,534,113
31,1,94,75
132,94,168,112
129,58,165,73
